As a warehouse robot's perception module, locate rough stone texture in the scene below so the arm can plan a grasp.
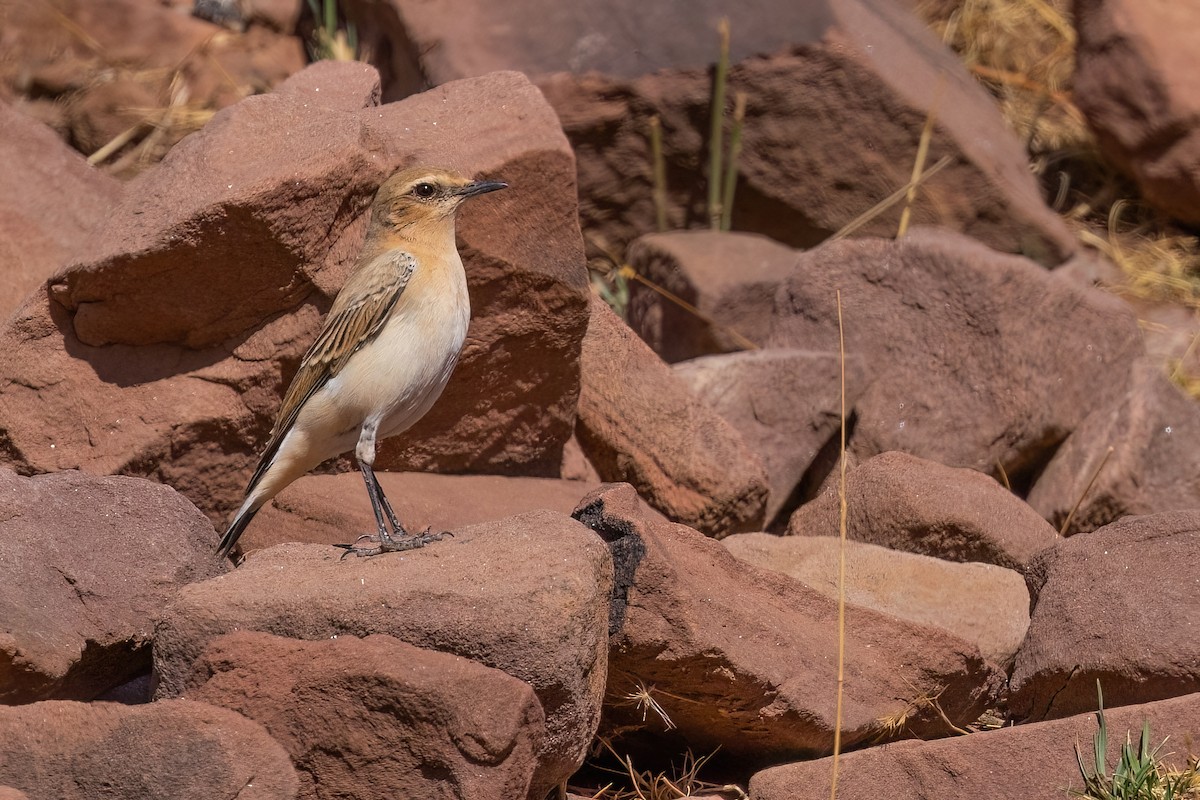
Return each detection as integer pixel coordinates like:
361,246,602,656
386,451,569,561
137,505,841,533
240,470,601,553
769,229,1144,485
0,469,226,704
188,631,544,800
0,698,298,799
574,484,998,761
675,348,871,528
343,0,1075,263
353,0,843,89
626,231,797,362
560,433,603,483
1028,360,1200,534
749,692,1200,800
0,65,588,524
154,511,612,800
576,297,769,536
0,100,121,320
0,0,305,171
1073,0,1200,224
1009,510,1200,722
724,533,1030,666
787,451,1060,573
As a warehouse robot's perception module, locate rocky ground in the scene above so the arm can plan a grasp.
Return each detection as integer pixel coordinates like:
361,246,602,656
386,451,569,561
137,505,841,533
2,1,1200,799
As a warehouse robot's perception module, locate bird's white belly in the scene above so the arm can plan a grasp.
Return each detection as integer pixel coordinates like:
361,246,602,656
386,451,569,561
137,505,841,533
342,299,467,433
295,285,469,460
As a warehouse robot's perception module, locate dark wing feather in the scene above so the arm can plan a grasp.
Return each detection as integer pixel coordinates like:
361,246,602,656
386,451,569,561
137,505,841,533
244,250,417,495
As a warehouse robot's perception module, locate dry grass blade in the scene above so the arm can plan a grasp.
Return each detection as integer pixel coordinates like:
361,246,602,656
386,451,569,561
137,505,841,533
831,156,952,241
719,91,747,232
919,0,1080,152
42,0,104,55
830,289,848,800
898,79,943,238
1059,444,1114,536
650,116,669,233
707,18,731,230
995,460,1012,492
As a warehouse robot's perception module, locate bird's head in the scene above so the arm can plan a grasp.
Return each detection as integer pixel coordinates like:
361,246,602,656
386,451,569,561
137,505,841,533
370,167,507,234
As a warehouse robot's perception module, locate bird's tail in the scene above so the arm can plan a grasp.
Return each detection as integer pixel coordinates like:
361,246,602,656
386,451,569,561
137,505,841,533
216,499,263,561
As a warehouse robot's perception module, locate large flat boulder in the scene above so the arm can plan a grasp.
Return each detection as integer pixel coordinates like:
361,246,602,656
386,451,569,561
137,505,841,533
153,511,612,799
749,692,1200,800
769,228,1144,481
240,470,601,553
575,484,998,762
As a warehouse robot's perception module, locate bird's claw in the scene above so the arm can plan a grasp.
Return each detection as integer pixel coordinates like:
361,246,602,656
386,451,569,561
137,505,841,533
334,527,453,559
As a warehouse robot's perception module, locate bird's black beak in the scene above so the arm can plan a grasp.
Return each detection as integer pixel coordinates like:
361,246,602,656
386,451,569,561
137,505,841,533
458,179,508,198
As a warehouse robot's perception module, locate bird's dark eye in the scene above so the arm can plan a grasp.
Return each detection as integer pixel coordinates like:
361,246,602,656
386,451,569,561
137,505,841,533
413,182,436,199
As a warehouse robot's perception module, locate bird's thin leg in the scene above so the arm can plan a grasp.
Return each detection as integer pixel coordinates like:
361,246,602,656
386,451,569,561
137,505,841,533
369,466,410,538
334,420,450,558
360,460,398,544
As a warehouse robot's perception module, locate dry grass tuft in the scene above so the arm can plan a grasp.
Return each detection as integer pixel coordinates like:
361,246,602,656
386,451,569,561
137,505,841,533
576,739,747,800
874,683,972,741
617,679,678,732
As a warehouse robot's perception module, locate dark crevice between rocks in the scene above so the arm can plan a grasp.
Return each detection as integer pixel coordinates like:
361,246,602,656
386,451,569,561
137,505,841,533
771,410,858,531
572,495,646,637
336,0,431,103
998,426,1069,499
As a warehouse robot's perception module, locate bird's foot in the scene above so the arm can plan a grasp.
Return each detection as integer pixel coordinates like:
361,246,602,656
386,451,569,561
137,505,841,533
334,527,453,559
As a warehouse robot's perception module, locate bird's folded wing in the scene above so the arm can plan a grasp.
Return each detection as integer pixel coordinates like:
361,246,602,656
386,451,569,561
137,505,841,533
245,250,418,494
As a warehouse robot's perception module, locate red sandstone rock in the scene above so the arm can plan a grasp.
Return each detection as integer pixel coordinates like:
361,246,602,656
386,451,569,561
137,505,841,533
769,228,1144,480
188,631,544,800
676,348,871,527
576,298,769,536
625,231,797,362
0,699,298,799
1074,0,1200,224
0,100,120,320
1028,360,1200,534
0,469,226,704
750,692,1200,800
153,511,612,799
1009,510,1200,722
575,484,998,762
724,533,1029,666
787,451,1060,573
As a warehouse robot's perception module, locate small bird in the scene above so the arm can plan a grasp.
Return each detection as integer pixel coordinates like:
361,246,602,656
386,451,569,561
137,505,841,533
216,167,507,560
